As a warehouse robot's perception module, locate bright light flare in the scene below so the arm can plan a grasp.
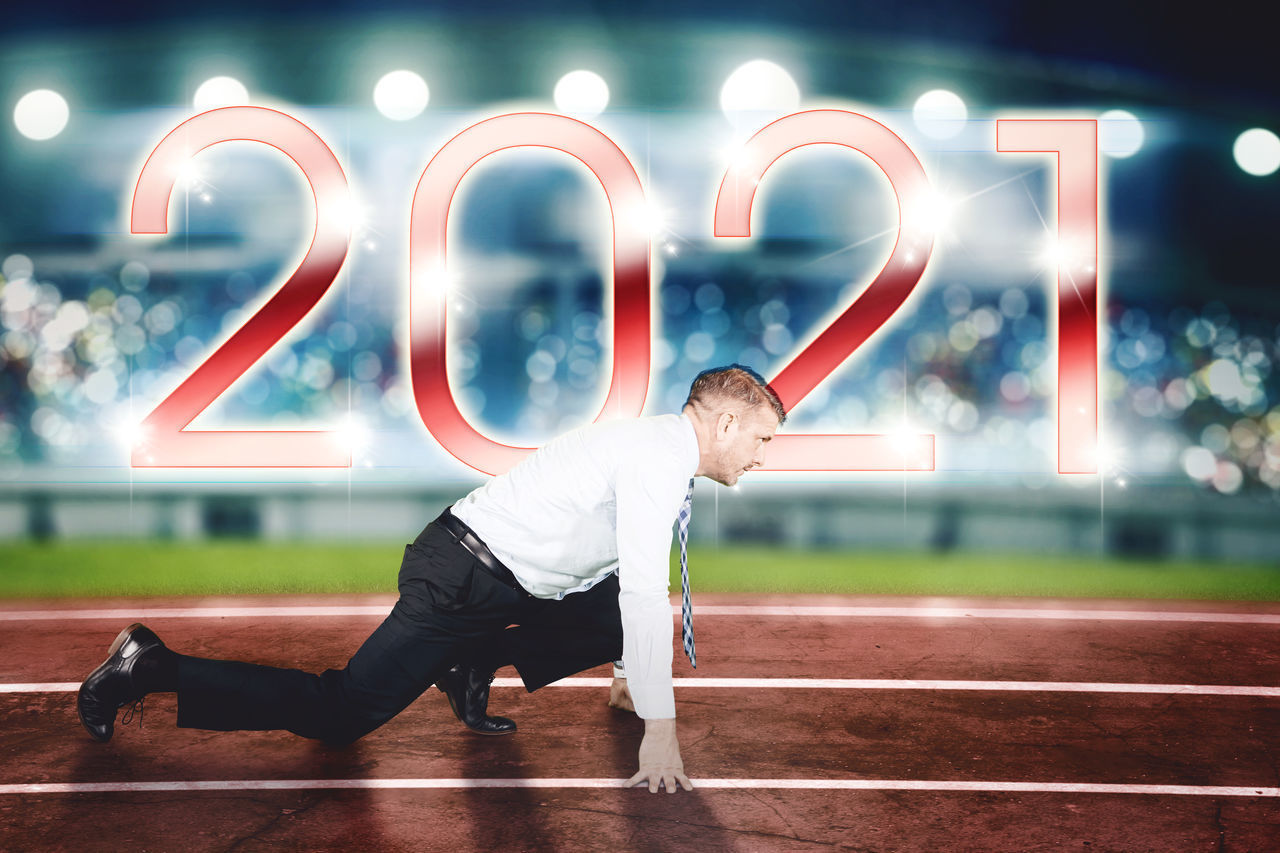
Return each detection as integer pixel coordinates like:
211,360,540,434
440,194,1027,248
622,200,669,238
909,189,957,235
374,70,429,121
1038,235,1094,277
332,414,373,456
193,77,249,110
1233,127,1280,177
110,414,152,457
912,89,967,140
553,70,610,118
1088,434,1124,475
328,192,367,235
13,89,69,141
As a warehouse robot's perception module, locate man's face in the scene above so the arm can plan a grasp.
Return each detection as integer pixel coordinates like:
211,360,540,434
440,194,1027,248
709,404,779,486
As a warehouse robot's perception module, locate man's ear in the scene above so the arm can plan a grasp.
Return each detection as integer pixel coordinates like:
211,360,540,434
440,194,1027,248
716,411,736,437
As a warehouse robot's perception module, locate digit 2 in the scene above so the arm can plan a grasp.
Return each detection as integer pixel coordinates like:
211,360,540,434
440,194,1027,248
130,106,352,467
714,109,936,471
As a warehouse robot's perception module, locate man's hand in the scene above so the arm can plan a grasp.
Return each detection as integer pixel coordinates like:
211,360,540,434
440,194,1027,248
607,677,635,713
624,718,693,793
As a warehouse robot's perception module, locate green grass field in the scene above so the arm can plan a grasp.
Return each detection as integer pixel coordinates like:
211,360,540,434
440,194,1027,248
1,541,1278,601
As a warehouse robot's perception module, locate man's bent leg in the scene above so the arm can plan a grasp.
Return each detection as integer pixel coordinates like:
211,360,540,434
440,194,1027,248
499,573,625,692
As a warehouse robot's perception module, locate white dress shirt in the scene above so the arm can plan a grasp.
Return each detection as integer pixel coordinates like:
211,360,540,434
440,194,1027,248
451,413,699,719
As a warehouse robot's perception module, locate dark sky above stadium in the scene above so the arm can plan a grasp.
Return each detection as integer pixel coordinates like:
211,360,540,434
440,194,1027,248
6,1,1275,114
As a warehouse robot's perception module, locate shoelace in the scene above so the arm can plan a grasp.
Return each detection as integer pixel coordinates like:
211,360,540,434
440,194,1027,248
119,697,145,729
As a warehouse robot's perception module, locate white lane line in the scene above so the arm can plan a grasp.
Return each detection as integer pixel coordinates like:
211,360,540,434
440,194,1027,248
3,605,1280,624
8,678,1280,697
0,778,1275,797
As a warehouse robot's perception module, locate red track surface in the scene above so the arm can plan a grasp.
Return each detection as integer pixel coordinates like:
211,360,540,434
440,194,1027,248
2,594,1278,851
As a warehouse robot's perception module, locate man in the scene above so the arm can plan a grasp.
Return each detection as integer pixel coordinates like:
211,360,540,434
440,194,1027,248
78,365,785,793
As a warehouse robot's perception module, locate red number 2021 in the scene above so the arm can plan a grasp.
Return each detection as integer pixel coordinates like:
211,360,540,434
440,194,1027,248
130,106,1099,475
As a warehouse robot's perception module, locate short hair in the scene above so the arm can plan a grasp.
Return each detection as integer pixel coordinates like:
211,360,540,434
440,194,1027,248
684,364,786,424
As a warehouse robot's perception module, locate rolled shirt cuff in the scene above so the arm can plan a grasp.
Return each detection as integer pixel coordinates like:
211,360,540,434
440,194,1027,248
628,678,676,719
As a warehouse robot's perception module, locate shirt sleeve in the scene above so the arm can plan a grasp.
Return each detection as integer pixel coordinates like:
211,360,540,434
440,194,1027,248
614,448,688,720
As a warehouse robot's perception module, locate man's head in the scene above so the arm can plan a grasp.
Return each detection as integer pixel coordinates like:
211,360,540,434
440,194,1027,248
682,365,786,486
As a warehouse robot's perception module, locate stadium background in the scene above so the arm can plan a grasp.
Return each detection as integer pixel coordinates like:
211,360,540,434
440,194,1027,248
1,1,1278,594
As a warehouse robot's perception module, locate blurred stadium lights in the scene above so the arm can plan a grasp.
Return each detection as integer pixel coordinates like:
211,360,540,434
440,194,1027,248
13,89,69,140
0,9,1278,542
1233,128,1280,177
192,76,250,109
911,89,967,140
373,70,429,120
553,70,610,119
1098,109,1144,158
719,59,800,133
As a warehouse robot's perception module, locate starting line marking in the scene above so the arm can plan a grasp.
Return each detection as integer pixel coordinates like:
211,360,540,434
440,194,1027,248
7,678,1280,697
0,778,1275,797
2,604,1280,624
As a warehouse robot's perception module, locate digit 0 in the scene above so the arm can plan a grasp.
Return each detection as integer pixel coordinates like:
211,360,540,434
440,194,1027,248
409,112,651,475
714,109,936,471
130,106,352,467
996,119,1099,474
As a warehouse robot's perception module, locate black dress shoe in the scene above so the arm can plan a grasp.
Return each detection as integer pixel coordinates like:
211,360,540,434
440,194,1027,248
77,623,165,743
436,665,516,735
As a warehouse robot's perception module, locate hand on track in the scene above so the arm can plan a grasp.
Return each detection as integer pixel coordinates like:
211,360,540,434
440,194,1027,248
624,718,693,794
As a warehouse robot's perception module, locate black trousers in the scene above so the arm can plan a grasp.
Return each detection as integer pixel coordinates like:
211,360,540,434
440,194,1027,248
174,517,624,744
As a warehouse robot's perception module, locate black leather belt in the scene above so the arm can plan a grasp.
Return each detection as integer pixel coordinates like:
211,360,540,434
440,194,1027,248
435,508,530,597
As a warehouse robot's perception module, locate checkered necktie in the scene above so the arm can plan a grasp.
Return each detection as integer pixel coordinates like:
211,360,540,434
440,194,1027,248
678,478,696,668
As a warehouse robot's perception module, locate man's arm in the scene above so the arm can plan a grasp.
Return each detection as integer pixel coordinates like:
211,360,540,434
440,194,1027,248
614,453,692,791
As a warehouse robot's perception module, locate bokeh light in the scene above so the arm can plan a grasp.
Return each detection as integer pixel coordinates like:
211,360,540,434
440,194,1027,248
373,70,429,121
192,76,249,109
13,89,70,140
912,89,967,140
1232,128,1280,176
719,59,800,131
553,70,610,118
1099,109,1144,158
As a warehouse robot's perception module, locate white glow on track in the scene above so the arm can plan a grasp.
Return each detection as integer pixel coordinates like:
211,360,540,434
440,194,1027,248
0,779,1275,797
10,678,1280,697
4,604,1280,623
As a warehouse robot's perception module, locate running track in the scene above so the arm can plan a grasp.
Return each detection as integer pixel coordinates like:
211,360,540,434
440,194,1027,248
1,594,1278,851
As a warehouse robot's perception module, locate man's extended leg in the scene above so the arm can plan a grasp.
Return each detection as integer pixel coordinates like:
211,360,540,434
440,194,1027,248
80,521,525,744
176,530,525,743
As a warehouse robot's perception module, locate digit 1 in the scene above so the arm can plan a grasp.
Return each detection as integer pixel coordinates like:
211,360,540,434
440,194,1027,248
996,119,1099,474
130,106,353,467
409,112,651,475
714,109,935,471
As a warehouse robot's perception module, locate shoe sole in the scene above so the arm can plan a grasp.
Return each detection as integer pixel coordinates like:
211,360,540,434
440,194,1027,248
77,623,145,743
